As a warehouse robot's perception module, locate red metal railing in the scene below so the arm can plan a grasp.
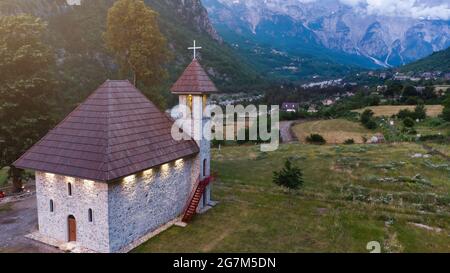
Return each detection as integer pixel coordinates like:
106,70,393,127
182,173,217,223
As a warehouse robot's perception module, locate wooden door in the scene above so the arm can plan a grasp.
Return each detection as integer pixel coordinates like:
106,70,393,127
68,215,76,242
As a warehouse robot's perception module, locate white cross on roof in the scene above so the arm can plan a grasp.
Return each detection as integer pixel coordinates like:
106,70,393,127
188,40,202,59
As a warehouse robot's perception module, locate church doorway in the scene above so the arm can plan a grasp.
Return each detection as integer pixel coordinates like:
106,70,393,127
68,215,77,242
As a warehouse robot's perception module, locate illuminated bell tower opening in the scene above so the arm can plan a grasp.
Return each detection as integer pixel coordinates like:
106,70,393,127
170,49,218,211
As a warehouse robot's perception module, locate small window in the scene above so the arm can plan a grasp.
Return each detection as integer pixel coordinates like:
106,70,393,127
88,208,93,222
203,159,207,177
50,200,54,212
68,183,72,196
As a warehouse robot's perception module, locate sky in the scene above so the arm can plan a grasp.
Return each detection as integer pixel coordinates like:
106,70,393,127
339,0,450,20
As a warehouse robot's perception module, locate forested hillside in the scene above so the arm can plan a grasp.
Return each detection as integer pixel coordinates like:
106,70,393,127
0,0,260,117
400,47,450,73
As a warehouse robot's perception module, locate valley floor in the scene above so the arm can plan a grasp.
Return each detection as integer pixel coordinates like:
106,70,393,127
135,143,450,253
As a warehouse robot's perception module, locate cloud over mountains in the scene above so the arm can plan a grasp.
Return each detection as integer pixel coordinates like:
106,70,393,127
231,0,450,20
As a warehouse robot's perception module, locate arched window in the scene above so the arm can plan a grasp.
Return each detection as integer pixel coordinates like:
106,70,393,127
88,209,93,222
50,200,54,212
68,183,72,196
203,159,207,177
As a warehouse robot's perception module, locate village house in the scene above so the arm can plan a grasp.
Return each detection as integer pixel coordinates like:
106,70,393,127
281,102,300,113
13,56,217,253
307,105,318,113
434,85,450,96
444,73,450,81
322,99,334,106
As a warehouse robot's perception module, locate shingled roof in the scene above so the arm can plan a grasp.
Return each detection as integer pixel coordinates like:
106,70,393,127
14,80,199,182
170,59,218,94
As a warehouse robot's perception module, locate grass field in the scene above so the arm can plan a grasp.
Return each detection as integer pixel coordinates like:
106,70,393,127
292,119,377,144
354,105,443,117
134,143,450,253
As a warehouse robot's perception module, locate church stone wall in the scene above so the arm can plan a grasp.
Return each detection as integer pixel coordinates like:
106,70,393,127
35,171,110,252
107,156,196,253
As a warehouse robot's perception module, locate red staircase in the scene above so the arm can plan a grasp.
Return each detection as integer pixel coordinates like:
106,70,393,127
182,175,215,223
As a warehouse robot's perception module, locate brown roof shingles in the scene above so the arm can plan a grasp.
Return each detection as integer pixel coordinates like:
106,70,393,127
170,59,218,94
14,80,199,182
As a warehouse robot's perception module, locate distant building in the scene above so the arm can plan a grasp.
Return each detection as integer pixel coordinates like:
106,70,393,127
422,72,433,79
369,133,385,144
307,105,318,113
281,102,300,113
394,73,409,81
415,86,426,93
322,99,334,106
66,0,81,5
434,85,450,96
377,85,387,93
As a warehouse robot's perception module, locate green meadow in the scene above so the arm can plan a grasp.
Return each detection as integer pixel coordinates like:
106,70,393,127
135,143,450,253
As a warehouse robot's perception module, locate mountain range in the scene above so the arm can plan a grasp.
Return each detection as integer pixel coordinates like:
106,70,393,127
203,0,450,73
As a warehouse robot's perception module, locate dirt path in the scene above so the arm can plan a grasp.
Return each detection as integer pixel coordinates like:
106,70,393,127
422,143,450,161
280,119,312,143
280,121,296,143
0,194,60,253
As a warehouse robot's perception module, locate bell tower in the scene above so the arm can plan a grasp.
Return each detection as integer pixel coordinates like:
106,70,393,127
170,41,218,211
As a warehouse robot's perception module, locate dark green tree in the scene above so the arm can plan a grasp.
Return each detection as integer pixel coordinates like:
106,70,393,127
360,109,374,125
273,159,304,190
402,85,418,97
442,97,450,122
414,104,427,120
104,0,170,109
0,15,56,192
403,117,415,128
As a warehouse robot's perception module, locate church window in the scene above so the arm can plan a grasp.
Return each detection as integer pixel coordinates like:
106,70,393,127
68,183,72,196
50,200,54,212
203,159,207,177
88,208,93,222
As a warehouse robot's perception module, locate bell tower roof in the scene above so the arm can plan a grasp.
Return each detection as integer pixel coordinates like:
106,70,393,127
170,59,218,95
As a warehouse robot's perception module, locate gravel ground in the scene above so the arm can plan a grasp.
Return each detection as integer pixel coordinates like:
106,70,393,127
0,192,60,253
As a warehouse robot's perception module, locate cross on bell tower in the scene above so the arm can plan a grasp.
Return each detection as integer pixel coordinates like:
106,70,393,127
188,40,202,59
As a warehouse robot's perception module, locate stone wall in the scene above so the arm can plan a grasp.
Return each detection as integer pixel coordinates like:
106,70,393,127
107,156,195,252
35,171,110,252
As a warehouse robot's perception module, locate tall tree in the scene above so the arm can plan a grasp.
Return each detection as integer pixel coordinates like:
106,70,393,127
104,0,170,108
0,15,56,192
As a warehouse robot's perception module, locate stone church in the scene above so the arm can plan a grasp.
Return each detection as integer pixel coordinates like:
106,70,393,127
13,57,217,253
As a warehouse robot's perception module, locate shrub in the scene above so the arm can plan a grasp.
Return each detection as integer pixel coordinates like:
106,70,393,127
344,139,355,145
397,109,414,120
360,109,374,124
306,134,326,145
419,134,446,141
414,104,427,120
273,159,304,190
403,117,415,128
364,119,378,130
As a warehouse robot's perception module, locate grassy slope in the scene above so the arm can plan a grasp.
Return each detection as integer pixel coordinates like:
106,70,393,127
354,105,444,118
134,143,450,253
292,119,377,144
400,47,450,73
